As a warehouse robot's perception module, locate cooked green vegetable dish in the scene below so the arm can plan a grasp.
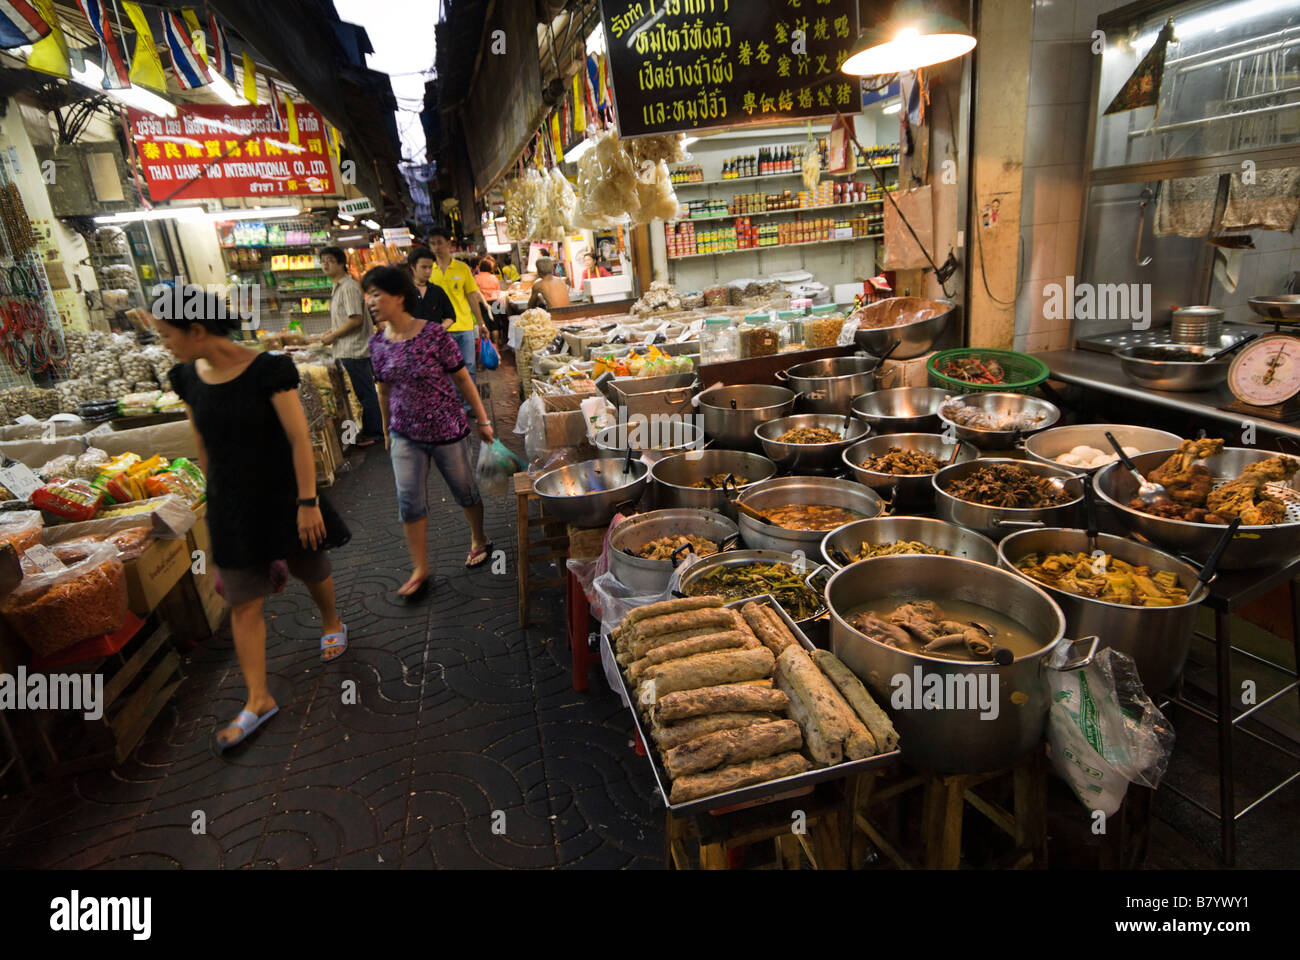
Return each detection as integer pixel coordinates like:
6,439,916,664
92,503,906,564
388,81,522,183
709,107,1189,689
684,562,825,621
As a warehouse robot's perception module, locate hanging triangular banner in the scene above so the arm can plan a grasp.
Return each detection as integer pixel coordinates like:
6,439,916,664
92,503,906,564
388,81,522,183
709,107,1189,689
572,71,585,133
162,8,209,89
25,0,67,77
122,2,166,93
242,50,257,103
207,12,235,83
285,93,299,145
0,0,50,50
267,76,285,129
180,7,204,60
1105,19,1175,116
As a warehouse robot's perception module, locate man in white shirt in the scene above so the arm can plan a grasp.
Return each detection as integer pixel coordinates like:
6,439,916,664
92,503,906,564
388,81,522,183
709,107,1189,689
316,246,381,447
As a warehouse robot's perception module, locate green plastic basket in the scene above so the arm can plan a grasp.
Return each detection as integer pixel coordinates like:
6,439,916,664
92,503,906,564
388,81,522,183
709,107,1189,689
927,348,1050,395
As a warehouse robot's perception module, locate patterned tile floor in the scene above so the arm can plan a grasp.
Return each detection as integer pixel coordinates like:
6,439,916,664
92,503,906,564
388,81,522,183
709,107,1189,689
0,359,1296,869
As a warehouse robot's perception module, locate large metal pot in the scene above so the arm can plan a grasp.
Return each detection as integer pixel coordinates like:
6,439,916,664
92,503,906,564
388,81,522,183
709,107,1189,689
932,458,1084,540
850,387,950,434
777,356,881,415
650,449,778,518
937,392,1061,450
820,516,999,570
736,475,885,554
697,384,797,451
852,297,956,360
1114,344,1232,392
677,548,829,627
843,433,978,510
533,457,649,526
593,418,706,464
997,528,1207,693
1022,423,1182,473
607,509,739,595
1094,447,1300,570
754,414,869,474
826,555,1097,773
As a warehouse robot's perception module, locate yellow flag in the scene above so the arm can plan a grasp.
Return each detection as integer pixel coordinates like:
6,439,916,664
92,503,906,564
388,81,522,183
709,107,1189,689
181,8,205,62
123,2,167,94
286,96,299,145
242,51,257,103
550,112,563,158
573,72,585,133
26,0,69,79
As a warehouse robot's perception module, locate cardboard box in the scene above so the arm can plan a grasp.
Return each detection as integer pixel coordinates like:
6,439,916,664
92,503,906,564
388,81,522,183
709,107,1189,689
185,502,225,631
543,409,588,448
124,537,190,615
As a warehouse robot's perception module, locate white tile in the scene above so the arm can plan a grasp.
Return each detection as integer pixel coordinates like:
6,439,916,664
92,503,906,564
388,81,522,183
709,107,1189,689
1059,103,1089,167
1057,166,1085,223
1019,279,1052,334
1028,222,1061,281
1045,328,1073,350
1074,0,1102,38
1023,105,1062,166
1068,42,1097,104
1034,0,1075,40
1023,166,1061,226
1054,220,1080,277
1029,41,1075,106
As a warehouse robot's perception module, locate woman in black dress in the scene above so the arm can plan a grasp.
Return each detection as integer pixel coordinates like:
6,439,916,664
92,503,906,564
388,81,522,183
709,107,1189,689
156,293,347,750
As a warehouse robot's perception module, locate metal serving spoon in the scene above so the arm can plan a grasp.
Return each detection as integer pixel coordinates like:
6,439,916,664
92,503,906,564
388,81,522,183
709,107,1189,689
1105,430,1168,506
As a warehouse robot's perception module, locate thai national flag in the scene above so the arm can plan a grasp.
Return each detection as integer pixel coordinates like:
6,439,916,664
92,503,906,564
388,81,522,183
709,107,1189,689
207,12,234,84
162,9,209,89
267,77,285,131
74,0,130,88
0,0,50,49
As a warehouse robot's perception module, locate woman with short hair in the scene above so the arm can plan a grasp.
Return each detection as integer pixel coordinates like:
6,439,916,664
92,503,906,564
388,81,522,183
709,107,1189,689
362,266,496,597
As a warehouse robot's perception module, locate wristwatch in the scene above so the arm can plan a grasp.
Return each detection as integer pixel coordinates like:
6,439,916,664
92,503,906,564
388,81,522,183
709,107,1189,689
297,496,319,508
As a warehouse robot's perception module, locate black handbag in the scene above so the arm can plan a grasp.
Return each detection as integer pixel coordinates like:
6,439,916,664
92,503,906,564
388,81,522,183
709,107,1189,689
317,492,352,550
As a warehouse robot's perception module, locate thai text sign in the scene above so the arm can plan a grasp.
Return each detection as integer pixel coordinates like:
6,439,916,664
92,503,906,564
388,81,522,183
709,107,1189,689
600,0,860,138
127,104,335,200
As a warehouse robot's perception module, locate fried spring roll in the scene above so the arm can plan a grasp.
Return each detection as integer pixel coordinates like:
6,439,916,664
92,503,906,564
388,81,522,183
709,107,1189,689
642,646,775,699
653,683,789,723
742,602,799,655
813,649,899,753
668,752,812,804
650,712,780,751
627,630,757,682
663,719,802,779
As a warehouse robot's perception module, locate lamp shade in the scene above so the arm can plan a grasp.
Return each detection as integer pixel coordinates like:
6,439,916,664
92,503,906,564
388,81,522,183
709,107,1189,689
842,13,976,76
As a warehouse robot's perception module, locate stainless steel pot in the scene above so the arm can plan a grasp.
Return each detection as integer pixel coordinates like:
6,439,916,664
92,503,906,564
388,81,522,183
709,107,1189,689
1022,423,1182,473
932,458,1084,540
697,384,797,451
676,548,829,627
1094,447,1300,570
1114,344,1232,392
997,528,1207,693
650,449,778,519
842,433,978,510
607,509,739,595
736,475,885,554
533,457,650,526
826,555,1097,773
820,516,999,570
937,392,1061,450
852,297,956,360
850,387,951,434
777,356,881,415
593,419,706,464
754,414,869,474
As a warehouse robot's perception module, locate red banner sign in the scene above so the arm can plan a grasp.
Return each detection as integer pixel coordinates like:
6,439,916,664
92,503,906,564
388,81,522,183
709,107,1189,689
127,103,335,201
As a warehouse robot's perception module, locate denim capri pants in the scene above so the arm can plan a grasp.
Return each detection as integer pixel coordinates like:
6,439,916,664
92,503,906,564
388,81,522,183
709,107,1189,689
389,430,482,521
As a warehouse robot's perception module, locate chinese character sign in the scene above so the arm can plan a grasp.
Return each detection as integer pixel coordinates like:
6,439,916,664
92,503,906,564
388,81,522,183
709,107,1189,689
601,0,859,138
127,103,335,200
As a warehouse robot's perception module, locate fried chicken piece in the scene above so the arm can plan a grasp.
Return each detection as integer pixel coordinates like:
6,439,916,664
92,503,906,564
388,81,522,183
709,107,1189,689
1148,438,1224,506
1206,457,1299,525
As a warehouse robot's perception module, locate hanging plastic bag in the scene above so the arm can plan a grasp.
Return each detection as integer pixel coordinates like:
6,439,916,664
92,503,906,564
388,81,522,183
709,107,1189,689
480,338,501,371
475,439,526,497
1045,644,1175,816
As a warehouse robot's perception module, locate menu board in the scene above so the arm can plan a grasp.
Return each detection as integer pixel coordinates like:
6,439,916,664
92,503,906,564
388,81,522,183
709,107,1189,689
600,0,860,138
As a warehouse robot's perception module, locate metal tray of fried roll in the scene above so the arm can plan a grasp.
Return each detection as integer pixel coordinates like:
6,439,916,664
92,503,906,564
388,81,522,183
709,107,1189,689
608,594,900,817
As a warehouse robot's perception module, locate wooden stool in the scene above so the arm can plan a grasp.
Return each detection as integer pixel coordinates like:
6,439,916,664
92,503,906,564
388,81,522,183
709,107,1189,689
666,785,848,870
513,471,568,626
849,748,1049,869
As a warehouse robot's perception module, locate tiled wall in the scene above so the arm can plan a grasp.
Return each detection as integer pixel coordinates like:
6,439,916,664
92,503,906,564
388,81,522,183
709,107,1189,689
1013,0,1141,352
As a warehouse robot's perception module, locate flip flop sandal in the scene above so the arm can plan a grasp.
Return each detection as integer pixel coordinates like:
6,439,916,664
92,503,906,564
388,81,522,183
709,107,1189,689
398,578,429,603
216,706,279,751
465,543,493,568
320,624,349,662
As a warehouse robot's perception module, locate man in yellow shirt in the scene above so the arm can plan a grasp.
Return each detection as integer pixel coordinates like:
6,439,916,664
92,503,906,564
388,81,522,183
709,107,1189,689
427,228,490,384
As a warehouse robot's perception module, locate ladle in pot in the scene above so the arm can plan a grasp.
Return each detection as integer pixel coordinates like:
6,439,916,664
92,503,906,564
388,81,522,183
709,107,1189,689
1105,430,1168,506
1206,334,1260,362
1190,517,1240,601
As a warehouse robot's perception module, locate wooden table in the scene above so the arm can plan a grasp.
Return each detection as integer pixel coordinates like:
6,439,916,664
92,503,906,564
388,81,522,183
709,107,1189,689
513,471,568,627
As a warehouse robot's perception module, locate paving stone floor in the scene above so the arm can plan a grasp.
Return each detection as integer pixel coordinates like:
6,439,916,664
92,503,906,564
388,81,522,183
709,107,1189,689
0,358,1296,869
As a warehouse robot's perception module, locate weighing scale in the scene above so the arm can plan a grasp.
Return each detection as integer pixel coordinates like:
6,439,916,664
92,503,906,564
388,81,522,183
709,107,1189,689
1223,296,1300,422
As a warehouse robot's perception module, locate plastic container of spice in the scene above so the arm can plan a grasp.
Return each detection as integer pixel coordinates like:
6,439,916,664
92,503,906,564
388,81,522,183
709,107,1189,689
700,317,737,364
803,304,846,349
738,315,780,359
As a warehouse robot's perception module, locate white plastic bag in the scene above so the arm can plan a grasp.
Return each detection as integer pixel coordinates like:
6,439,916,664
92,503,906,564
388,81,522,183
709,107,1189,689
475,439,523,497
514,394,549,464
1046,644,1175,816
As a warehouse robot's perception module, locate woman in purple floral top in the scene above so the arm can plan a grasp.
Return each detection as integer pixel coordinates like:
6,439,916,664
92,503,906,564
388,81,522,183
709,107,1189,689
364,266,495,599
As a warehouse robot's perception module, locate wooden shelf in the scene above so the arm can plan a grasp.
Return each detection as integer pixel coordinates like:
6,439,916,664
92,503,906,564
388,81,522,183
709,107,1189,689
669,198,888,225
668,234,883,261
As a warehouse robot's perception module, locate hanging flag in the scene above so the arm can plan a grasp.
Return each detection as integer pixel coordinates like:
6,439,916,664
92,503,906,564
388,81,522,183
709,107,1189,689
285,94,299,145
122,2,165,93
207,12,234,82
572,71,585,133
267,76,285,130
1105,18,1175,116
162,8,209,89
242,49,257,102
24,0,66,76
550,112,563,159
180,6,203,59
75,0,130,88
325,124,342,167
0,0,50,49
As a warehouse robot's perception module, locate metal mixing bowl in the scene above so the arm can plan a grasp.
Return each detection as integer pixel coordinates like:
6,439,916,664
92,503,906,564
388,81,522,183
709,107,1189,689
533,457,650,526
842,433,979,510
697,383,798,451
1114,344,1231,392
852,297,956,360
937,392,1061,450
754,413,869,474
820,516,999,570
850,387,950,434
1022,424,1183,473
932,458,1084,539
